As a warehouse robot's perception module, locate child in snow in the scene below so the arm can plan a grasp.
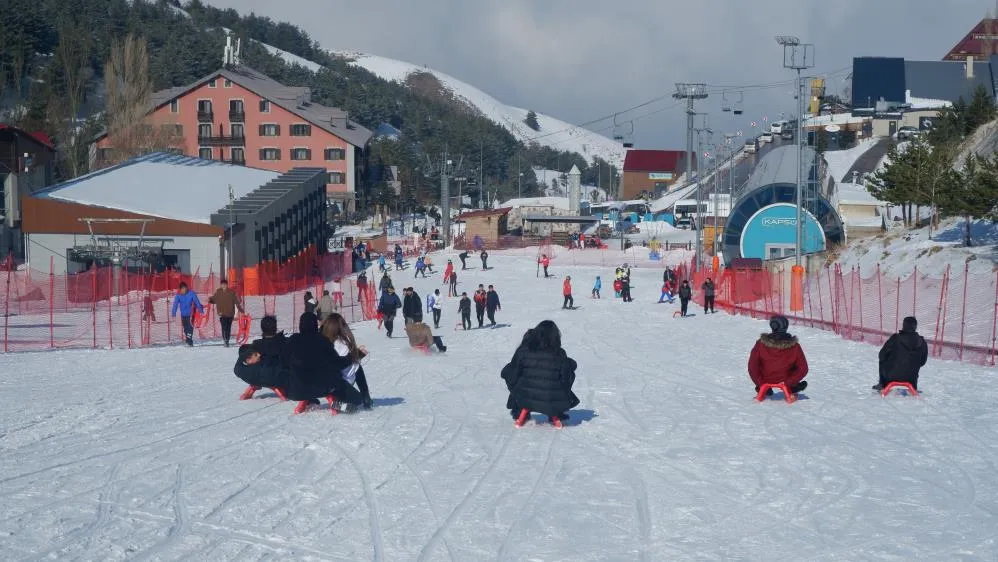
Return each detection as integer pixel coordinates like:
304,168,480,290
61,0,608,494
500,320,580,423
480,249,489,269
592,276,601,299
414,256,427,278
539,254,551,277
171,282,204,346
659,282,675,304
423,255,435,273
458,292,472,330
748,315,809,397
443,260,454,283
562,276,574,309
678,280,692,316
320,313,373,409
874,316,928,391
427,289,443,329
378,254,387,273
613,278,623,298
473,284,488,328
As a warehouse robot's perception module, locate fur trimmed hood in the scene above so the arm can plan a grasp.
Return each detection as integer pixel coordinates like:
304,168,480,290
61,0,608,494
759,333,798,350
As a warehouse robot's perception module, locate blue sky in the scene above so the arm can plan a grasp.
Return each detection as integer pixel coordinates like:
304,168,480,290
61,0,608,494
203,0,993,150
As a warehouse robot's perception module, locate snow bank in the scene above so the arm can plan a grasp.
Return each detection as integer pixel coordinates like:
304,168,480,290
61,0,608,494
823,138,878,183
261,43,323,72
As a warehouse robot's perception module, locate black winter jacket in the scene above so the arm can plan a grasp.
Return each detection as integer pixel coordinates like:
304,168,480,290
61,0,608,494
486,290,501,311
285,322,353,401
678,284,692,300
403,292,423,322
458,296,471,314
879,329,928,383
501,347,580,417
233,333,290,388
701,281,715,298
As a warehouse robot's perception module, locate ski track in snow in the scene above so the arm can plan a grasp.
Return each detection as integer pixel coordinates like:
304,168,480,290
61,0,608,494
4,253,998,560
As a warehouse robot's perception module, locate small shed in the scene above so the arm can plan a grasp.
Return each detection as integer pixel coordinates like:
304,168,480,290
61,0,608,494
455,207,511,248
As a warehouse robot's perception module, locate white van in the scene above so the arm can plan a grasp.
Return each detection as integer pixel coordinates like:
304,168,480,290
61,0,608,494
771,120,788,134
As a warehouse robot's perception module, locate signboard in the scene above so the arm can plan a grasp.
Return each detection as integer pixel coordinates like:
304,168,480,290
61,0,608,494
739,203,826,260
648,172,674,180
919,116,936,131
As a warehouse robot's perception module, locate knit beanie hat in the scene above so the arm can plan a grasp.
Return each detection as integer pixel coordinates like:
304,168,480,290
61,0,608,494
769,315,790,334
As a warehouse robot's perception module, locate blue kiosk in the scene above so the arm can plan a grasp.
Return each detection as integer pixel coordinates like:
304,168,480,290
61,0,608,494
722,146,843,263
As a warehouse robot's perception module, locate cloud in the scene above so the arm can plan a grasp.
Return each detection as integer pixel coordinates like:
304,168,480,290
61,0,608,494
202,0,990,149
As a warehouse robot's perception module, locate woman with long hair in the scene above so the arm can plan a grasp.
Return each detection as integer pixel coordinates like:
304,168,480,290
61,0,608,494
321,313,373,409
501,320,580,426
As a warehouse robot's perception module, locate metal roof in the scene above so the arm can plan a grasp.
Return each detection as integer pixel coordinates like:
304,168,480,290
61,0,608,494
521,215,600,223
740,145,817,195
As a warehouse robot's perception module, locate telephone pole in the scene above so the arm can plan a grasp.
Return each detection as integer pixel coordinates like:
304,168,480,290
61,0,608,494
776,35,814,266
673,83,708,270
692,115,712,272
424,151,463,248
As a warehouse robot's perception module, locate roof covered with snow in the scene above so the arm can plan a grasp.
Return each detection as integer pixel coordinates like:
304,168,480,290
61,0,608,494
742,145,818,194
34,152,280,224
500,197,570,210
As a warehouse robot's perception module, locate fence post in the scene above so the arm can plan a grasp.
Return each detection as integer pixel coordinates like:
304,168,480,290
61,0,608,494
91,268,97,349
108,266,113,349
912,266,918,319
857,267,865,341
990,267,998,366
49,256,55,349
959,262,969,361
895,277,901,334
876,265,884,342
125,268,132,349
3,256,10,353
933,264,949,358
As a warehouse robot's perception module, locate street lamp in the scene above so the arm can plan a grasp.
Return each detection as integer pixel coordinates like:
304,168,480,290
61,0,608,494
776,35,814,267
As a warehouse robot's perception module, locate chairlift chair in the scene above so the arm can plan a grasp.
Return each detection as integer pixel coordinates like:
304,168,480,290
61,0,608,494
721,91,732,113
733,91,744,115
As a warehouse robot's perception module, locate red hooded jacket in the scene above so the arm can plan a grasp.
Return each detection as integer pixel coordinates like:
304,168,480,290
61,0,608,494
748,333,809,387
563,279,572,296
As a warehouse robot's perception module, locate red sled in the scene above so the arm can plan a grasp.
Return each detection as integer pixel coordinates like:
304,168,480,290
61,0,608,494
514,408,562,429
756,383,797,404
881,381,919,397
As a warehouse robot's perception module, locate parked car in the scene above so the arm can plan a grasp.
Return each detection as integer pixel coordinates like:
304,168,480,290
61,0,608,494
675,217,693,230
744,138,758,153
759,131,774,143
770,120,788,134
897,126,921,140
781,129,794,140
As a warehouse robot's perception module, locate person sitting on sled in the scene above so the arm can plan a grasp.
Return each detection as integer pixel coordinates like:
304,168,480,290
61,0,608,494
234,316,292,401
500,320,580,424
748,315,808,397
405,321,447,352
874,316,928,392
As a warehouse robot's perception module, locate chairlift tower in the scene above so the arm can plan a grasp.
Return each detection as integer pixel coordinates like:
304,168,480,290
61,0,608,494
673,83,708,270
424,151,464,248
776,35,815,267
71,218,163,269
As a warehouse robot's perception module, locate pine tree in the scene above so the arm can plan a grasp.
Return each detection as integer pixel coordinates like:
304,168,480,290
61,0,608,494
524,110,540,131
936,154,998,246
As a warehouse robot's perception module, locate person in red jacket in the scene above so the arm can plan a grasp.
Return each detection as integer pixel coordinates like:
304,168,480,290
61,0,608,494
748,315,808,396
539,254,551,277
562,276,574,309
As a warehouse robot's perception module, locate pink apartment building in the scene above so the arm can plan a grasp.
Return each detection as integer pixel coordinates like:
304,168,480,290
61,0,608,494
93,64,372,214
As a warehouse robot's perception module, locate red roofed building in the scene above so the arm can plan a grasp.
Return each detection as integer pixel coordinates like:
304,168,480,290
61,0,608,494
944,18,998,61
621,149,693,200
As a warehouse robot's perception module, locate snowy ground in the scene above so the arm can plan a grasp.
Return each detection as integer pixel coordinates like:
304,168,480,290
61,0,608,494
4,254,998,561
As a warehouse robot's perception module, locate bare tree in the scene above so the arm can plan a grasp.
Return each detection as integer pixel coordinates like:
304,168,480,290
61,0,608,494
101,34,181,166
53,21,93,177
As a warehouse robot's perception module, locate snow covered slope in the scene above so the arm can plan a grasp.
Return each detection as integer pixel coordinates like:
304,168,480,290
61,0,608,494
4,253,998,560
334,51,625,168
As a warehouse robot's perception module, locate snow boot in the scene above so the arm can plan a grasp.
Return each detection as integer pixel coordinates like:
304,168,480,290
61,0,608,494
239,385,260,400
790,381,808,394
362,393,373,410
872,383,884,391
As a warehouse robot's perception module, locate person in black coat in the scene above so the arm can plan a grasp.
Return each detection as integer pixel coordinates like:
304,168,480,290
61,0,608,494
458,292,472,330
620,275,633,302
875,316,929,391
459,250,470,269
377,287,402,337
500,320,580,422
485,285,501,326
678,280,692,317
480,249,489,269
303,291,317,315
233,316,290,398
701,278,716,314
285,312,362,408
402,287,423,324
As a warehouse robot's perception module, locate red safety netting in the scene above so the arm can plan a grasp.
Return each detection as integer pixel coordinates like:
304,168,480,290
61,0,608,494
1,249,379,353
686,262,998,367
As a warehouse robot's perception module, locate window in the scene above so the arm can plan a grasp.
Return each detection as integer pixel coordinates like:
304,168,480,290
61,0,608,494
208,78,217,88
230,123,244,138
166,147,183,155
259,99,271,113
290,124,311,136
324,148,345,161
198,124,213,138
173,124,183,136
260,148,281,161
328,172,345,184
231,147,245,164
290,148,311,160
199,147,212,160
259,123,279,136
170,99,179,113
160,124,183,137
224,79,232,88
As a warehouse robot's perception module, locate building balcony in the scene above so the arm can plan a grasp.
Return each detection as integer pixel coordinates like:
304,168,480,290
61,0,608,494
197,134,246,147
197,110,214,122
227,156,246,166
229,110,245,123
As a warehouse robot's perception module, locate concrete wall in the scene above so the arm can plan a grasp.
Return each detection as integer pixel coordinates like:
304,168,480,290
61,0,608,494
25,232,221,275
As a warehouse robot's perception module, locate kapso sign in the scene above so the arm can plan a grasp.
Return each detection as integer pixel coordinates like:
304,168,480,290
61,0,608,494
762,218,797,226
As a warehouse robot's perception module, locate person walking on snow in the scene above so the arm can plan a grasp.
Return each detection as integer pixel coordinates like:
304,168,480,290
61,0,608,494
379,272,393,293
448,269,459,297
592,276,602,299
874,316,928,392
486,285,501,326
748,315,809,397
473,284,488,328
540,254,551,277
659,281,675,304
378,254,387,273
443,260,454,284
458,292,472,330
394,245,404,270
423,255,435,273
330,278,344,309
458,250,470,269
356,271,369,301
702,277,716,314
414,256,427,278
316,290,335,322
303,291,317,316
480,249,489,269
209,278,244,347
171,281,204,346
678,280,692,316
620,275,633,302
402,287,423,325
562,276,574,309
377,287,402,337
427,289,443,329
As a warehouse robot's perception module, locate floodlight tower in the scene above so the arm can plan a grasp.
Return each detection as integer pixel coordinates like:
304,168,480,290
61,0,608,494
674,83,708,270
776,35,814,267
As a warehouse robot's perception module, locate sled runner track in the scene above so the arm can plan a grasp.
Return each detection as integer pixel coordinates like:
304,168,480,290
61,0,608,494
625,468,653,562
0,401,285,485
133,463,192,561
497,431,559,561
327,438,385,561
191,520,358,561
75,460,124,559
416,430,514,562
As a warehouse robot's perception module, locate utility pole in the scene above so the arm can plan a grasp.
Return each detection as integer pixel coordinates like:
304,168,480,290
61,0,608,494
674,83,708,270
424,150,463,248
776,35,814,267
692,114,712,272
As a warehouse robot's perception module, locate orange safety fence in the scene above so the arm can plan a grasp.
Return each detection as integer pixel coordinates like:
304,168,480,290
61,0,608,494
1,249,380,353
